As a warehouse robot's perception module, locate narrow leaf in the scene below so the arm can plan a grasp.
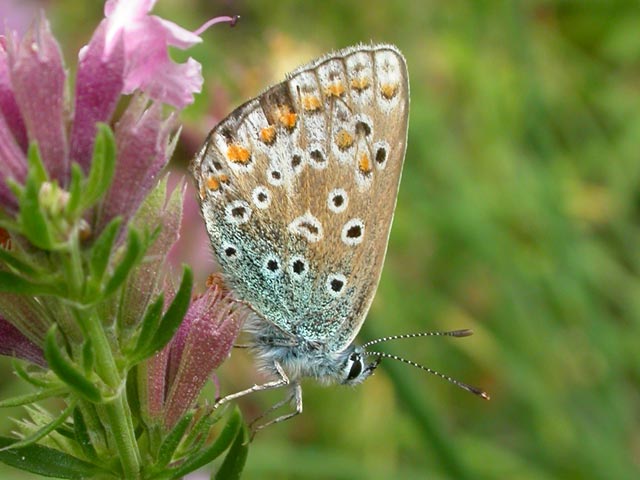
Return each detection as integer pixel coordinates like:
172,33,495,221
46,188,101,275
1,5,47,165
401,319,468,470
87,216,122,297
73,407,98,462
156,412,194,468
160,407,242,479
66,164,83,217
214,421,249,480
19,146,55,250
0,271,59,295
81,124,116,210
0,399,77,451
44,326,102,403
12,360,52,388
0,436,102,479
0,387,67,408
140,266,192,360
103,228,142,297
0,247,39,276
129,294,164,359
27,143,49,183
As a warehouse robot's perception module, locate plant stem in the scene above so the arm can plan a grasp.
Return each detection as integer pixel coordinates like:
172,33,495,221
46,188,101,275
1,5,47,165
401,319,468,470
78,307,141,478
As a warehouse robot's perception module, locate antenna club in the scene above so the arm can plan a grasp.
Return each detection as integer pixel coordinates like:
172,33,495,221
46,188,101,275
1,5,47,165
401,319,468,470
451,329,474,337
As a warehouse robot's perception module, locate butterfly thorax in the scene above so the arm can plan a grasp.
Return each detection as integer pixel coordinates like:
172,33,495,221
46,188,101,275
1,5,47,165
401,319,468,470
246,316,378,386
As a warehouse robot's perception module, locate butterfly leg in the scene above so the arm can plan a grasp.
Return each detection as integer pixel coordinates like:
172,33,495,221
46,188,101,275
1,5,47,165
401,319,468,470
215,360,291,406
250,382,303,439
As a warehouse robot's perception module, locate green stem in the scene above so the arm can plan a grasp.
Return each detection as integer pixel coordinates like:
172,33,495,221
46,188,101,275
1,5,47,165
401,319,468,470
103,395,141,479
76,307,141,478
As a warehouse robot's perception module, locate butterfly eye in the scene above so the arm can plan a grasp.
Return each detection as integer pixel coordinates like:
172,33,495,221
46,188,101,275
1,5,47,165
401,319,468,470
341,218,365,246
346,354,363,381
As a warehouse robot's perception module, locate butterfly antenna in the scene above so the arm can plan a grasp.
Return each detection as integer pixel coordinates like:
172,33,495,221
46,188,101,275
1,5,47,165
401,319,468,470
364,351,490,400
361,329,473,349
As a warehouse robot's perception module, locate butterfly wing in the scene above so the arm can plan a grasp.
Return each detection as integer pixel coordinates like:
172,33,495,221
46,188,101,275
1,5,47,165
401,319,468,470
192,44,409,352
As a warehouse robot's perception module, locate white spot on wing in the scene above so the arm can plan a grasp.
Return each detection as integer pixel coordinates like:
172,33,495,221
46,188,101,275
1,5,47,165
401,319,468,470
289,212,323,242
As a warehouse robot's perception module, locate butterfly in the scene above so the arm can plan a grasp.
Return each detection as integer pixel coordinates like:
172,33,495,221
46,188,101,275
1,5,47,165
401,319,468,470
192,43,488,431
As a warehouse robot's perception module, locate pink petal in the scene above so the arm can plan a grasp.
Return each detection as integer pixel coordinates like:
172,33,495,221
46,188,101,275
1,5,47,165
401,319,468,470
0,40,27,151
70,22,125,172
97,98,176,231
6,14,68,184
0,113,26,211
102,1,204,108
119,17,202,108
104,0,157,23
0,317,46,366
139,347,169,425
163,286,245,429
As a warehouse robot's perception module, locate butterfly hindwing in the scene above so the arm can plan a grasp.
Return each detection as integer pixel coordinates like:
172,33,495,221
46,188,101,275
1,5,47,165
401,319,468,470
192,44,409,352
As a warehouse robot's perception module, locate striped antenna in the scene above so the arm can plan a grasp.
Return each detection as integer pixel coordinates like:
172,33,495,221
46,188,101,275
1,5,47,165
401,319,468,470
361,329,473,350
364,351,490,400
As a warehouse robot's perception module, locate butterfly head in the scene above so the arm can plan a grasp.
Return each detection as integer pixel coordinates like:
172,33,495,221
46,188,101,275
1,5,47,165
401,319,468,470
340,345,381,386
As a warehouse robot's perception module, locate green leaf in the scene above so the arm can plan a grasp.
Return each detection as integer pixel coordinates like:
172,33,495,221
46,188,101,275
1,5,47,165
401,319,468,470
128,294,164,359
0,387,67,408
27,143,48,183
81,340,94,373
73,407,98,462
0,436,102,479
0,399,77,451
155,412,194,468
81,124,116,210
103,228,142,297
0,271,59,295
66,164,83,217
19,145,55,250
0,247,39,277
12,360,52,388
159,407,242,479
44,326,102,403
214,421,249,480
138,266,192,360
87,216,122,296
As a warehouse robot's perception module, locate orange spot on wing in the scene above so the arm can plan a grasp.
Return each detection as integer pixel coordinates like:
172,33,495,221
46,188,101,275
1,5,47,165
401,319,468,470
301,95,322,111
227,144,251,164
260,125,276,144
324,82,345,97
335,130,354,150
276,106,297,129
351,77,370,91
359,152,373,174
206,175,220,191
380,83,398,99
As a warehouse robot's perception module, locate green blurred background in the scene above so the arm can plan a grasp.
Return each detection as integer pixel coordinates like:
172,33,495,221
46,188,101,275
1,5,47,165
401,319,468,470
1,0,639,478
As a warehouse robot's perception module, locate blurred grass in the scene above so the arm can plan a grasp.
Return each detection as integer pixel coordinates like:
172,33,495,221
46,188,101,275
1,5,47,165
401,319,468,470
2,0,640,479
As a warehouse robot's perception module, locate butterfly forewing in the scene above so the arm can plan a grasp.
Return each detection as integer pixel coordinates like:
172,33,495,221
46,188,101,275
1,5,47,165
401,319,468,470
193,44,409,352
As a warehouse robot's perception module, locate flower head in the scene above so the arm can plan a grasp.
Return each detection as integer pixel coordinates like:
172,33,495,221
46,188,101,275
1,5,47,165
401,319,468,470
140,280,247,429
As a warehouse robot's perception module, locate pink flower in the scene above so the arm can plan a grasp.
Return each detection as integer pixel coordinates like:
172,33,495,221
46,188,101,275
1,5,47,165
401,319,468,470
98,0,236,109
1,0,237,218
140,281,247,429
